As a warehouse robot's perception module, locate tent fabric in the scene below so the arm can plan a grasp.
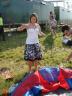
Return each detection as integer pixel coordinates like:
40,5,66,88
11,67,72,96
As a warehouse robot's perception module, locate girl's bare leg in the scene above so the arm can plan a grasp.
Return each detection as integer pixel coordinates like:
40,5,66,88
53,29,56,36
33,60,39,71
51,29,55,37
27,61,33,72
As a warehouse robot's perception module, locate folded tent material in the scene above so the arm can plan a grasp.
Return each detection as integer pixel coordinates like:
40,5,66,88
11,67,72,96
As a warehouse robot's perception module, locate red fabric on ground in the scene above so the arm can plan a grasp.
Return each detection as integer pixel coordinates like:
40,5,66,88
12,72,40,96
12,68,71,96
60,68,72,78
58,68,70,90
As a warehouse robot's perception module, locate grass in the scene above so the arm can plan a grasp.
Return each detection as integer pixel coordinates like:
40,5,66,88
0,30,72,94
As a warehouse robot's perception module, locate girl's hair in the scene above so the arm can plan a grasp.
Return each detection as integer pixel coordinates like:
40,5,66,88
62,25,70,32
50,11,53,14
61,25,70,36
29,13,38,23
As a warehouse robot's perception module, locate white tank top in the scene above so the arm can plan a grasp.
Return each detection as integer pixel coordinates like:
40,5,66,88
26,26,40,44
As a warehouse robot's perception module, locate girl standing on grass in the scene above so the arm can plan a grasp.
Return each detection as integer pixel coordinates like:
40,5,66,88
49,11,57,36
17,13,45,72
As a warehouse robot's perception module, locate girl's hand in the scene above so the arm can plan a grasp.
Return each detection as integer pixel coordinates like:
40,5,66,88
39,32,46,36
17,26,24,31
41,32,46,36
17,24,27,31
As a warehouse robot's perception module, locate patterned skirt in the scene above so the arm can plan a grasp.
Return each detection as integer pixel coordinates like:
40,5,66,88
24,43,42,61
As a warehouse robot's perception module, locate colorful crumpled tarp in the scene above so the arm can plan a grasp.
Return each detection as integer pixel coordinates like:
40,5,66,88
11,67,72,96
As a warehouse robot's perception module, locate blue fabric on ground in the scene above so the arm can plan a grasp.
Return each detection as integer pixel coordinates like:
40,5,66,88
10,67,72,96
24,85,42,96
66,78,72,89
24,90,34,96
8,83,19,95
39,67,60,82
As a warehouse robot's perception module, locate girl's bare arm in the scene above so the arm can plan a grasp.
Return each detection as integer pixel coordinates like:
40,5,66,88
17,24,28,31
38,25,45,36
38,32,45,36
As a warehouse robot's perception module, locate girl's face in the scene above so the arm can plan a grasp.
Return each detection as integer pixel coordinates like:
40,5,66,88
64,30,70,36
30,16,37,24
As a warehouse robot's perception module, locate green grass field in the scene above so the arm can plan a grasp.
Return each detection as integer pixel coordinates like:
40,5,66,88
0,30,72,94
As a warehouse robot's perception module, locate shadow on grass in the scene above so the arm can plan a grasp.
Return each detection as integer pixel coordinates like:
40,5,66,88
43,33,54,51
0,32,26,52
